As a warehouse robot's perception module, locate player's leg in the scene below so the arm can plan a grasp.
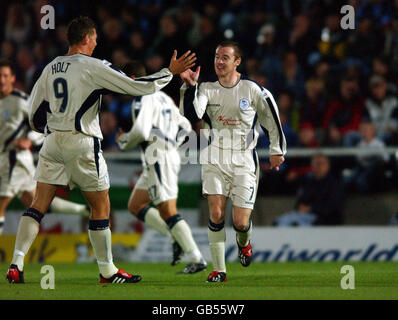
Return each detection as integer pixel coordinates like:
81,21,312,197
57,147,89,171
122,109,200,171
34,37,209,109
206,194,227,282
49,196,90,217
232,206,253,267
230,150,258,268
128,186,187,266
7,182,58,283
157,199,207,273
19,188,90,217
82,189,141,283
0,196,13,234
128,187,170,238
202,161,230,282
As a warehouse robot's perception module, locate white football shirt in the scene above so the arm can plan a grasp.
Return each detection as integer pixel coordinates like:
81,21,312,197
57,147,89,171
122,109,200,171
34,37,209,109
28,53,173,140
179,74,286,155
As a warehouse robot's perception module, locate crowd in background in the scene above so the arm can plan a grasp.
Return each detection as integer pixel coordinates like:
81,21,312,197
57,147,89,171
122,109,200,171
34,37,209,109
1,0,398,204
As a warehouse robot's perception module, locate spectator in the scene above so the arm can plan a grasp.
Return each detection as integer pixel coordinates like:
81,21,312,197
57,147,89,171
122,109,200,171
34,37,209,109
1,40,18,65
127,31,146,61
344,120,389,193
5,3,32,44
100,111,120,152
255,23,283,90
364,74,398,145
151,14,187,62
346,18,384,69
16,48,37,93
193,15,224,77
275,154,344,226
277,90,299,132
112,48,129,69
280,50,306,101
288,13,319,75
383,13,398,77
372,55,397,93
95,18,125,60
317,13,347,64
323,76,365,146
300,77,328,143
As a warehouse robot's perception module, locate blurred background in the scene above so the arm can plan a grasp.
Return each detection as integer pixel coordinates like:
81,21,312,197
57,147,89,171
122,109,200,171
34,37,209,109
1,0,398,236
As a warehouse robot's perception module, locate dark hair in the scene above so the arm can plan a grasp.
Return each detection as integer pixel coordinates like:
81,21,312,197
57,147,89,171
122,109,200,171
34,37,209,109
66,16,96,46
217,40,242,59
121,60,147,78
0,59,15,74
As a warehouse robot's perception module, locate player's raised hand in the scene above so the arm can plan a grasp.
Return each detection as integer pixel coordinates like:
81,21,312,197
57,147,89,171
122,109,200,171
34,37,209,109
168,50,197,75
180,66,201,86
270,155,285,171
13,138,32,150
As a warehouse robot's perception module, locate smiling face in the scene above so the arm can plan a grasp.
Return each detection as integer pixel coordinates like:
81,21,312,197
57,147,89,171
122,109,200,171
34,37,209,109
214,46,241,78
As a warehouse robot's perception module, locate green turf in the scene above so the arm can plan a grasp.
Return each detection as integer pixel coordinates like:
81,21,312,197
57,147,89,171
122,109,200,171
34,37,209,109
1,262,398,300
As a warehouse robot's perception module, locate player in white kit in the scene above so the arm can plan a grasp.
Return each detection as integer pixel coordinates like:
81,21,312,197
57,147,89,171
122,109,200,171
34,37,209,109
180,40,286,282
0,60,90,235
116,61,206,274
6,16,196,284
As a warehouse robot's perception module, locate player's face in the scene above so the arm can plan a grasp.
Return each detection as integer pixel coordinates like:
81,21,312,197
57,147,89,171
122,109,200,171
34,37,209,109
87,29,97,56
0,66,15,95
214,46,241,77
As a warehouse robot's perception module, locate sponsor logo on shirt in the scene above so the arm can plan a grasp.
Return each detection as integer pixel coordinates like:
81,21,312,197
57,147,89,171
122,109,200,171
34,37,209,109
207,103,221,107
217,115,242,126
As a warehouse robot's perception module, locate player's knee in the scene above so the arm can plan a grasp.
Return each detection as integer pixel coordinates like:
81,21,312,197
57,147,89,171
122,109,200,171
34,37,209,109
233,221,249,232
129,202,149,218
232,217,250,232
159,210,174,221
128,201,139,216
209,211,224,224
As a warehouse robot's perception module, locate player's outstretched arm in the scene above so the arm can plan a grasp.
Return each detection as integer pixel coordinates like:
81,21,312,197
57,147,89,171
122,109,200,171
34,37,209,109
168,50,197,75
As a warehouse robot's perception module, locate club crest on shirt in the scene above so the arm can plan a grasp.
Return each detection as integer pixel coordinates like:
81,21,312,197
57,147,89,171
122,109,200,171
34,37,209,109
239,98,250,111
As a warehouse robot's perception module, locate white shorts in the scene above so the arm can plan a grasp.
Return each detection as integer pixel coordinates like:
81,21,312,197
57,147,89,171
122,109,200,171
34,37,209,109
135,152,180,206
201,147,259,209
35,131,110,192
0,151,36,198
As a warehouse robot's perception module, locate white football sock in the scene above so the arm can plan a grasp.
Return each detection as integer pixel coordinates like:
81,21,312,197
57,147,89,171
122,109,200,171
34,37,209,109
144,207,171,238
11,216,40,270
208,227,226,272
50,197,90,217
235,221,252,247
88,228,118,278
0,216,4,235
170,220,202,263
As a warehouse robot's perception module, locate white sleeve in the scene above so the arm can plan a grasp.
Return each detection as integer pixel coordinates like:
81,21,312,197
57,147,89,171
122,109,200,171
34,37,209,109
93,60,173,96
117,96,155,150
179,83,208,122
27,131,44,146
255,88,287,155
28,70,49,133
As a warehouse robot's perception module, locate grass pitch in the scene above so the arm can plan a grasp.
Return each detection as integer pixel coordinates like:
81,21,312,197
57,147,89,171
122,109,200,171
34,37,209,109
1,262,398,300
